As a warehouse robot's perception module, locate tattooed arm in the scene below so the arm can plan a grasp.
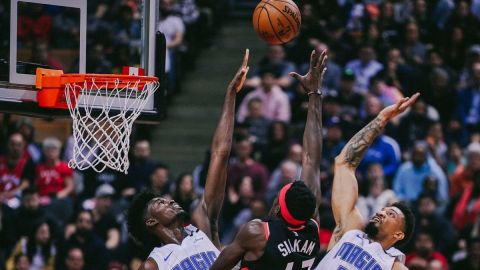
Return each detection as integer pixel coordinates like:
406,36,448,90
327,94,420,251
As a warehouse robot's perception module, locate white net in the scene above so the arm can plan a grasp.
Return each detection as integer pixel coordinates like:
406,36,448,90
65,78,159,174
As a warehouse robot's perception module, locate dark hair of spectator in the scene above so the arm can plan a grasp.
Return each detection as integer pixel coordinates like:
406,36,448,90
27,220,53,264
391,202,415,247
23,187,38,197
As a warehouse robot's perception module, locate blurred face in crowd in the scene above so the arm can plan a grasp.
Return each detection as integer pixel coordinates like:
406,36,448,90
405,23,419,43
367,163,384,181
418,196,437,216
179,174,194,195
235,140,253,160
76,211,94,233
23,192,40,211
415,233,434,258
414,0,427,16
14,255,30,270
96,196,112,215
369,177,385,198
365,96,383,117
268,45,286,64
271,122,286,141
387,48,402,64
411,100,427,117
151,168,169,190
8,133,25,159
250,199,267,219
280,161,297,183
44,145,61,162
35,223,50,245
239,176,255,199
359,46,375,64
457,0,470,17
381,1,393,19
18,123,34,142
326,125,342,142
427,123,443,141
288,144,303,164
340,77,355,94
160,0,175,13
430,71,449,92
261,73,275,91
301,3,313,20
471,62,480,83
412,145,427,168
134,140,150,160
467,151,480,172
448,143,462,162
65,248,84,270
451,27,464,45
428,260,443,270
248,99,263,119
428,52,443,67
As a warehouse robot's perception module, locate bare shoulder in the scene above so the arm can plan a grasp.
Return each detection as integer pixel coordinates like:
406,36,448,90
140,258,158,270
392,261,409,270
236,219,266,249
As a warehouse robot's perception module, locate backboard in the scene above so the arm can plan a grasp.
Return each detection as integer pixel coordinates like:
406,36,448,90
0,0,166,122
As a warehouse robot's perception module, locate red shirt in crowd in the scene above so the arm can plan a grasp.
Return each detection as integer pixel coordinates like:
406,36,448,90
406,251,449,270
0,152,33,192
35,161,73,197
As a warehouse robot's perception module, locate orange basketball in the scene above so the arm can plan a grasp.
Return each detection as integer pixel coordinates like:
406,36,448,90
252,0,301,45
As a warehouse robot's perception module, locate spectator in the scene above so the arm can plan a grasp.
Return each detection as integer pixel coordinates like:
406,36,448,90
12,255,29,270
147,164,171,196
345,44,383,93
157,0,185,94
401,21,428,66
452,237,480,270
396,99,435,150
423,67,456,127
57,210,107,270
223,175,258,232
405,232,449,270
244,45,296,91
393,142,449,211
237,70,291,123
35,137,74,205
173,173,198,213
227,137,269,197
241,98,271,146
6,220,56,270
221,199,267,245
322,120,346,171
336,69,364,115
266,160,298,204
64,248,84,270
15,119,41,164
368,74,404,107
13,188,57,240
447,143,466,178
414,195,456,255
450,142,480,197
0,204,16,269
0,133,35,207
356,164,398,220
126,140,158,195
425,122,448,169
261,121,290,171
454,61,480,140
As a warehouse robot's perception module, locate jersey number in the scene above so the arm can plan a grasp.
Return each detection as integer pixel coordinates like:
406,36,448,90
285,258,315,270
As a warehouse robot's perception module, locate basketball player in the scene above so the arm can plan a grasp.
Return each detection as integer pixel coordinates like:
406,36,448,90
315,93,420,270
127,49,250,270
210,50,327,270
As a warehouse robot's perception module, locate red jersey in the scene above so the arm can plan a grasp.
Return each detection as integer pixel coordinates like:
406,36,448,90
0,153,30,192
35,161,73,197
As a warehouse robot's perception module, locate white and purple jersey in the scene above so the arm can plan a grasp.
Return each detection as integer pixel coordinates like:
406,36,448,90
148,225,219,270
315,230,405,270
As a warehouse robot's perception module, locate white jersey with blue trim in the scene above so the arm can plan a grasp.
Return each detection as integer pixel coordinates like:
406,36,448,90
315,230,405,270
148,224,220,270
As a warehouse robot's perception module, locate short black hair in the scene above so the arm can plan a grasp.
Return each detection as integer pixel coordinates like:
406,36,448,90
127,191,157,247
284,181,316,222
23,187,38,197
391,202,415,247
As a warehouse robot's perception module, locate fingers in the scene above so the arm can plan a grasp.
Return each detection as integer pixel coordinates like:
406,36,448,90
242,49,249,68
316,49,328,70
309,50,318,72
399,92,421,110
289,72,302,81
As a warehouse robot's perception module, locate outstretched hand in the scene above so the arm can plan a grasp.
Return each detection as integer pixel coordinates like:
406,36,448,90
228,49,250,93
289,49,327,94
380,93,420,120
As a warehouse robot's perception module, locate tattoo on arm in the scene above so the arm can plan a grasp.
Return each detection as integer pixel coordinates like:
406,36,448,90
343,117,384,168
333,225,343,243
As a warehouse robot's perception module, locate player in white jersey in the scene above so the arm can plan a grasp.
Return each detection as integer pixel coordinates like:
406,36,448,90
126,50,250,270
316,93,420,270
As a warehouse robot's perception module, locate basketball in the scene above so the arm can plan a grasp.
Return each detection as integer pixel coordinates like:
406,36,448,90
252,0,301,45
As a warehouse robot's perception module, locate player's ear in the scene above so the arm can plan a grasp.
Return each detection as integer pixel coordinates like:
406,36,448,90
146,218,159,228
393,230,405,242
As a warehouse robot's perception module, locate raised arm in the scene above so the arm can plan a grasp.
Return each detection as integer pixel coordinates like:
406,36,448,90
191,50,249,249
328,93,420,250
290,50,327,213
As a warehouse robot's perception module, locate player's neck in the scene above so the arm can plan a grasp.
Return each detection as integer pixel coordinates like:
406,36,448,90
371,236,395,251
158,220,185,245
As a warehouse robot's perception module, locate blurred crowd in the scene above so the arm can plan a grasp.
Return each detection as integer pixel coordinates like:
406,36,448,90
2,0,480,270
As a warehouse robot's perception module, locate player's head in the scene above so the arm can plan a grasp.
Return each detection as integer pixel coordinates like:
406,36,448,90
276,181,316,226
127,191,187,246
365,202,415,247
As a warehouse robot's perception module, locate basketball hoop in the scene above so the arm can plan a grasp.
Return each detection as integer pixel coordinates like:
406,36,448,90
36,68,160,174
